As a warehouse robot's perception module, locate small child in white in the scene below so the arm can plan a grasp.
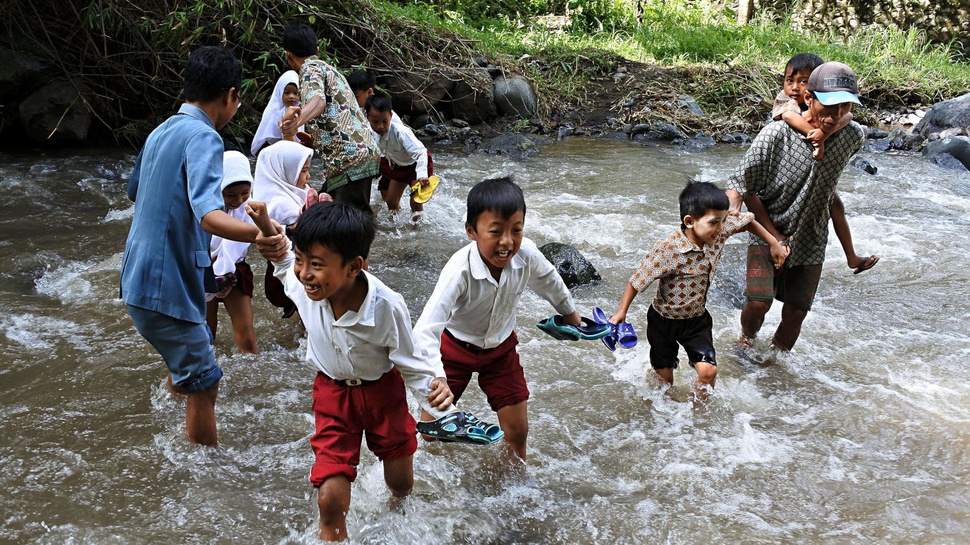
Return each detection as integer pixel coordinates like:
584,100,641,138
364,92,435,219
251,70,302,156
206,151,258,353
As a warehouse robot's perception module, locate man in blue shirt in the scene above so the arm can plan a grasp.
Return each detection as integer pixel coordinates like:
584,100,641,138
121,46,285,446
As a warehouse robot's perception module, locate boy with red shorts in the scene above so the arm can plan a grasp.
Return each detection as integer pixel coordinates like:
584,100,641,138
252,201,494,541
413,176,582,465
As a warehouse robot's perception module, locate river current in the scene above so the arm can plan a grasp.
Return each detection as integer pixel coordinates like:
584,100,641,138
0,138,967,544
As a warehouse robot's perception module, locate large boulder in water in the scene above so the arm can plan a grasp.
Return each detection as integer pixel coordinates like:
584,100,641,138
922,135,970,171
915,93,970,138
492,75,538,118
539,242,601,288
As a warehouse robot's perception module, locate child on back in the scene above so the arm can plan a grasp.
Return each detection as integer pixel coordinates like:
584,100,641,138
250,201,493,541
206,151,258,354
773,53,853,160
608,182,788,400
251,70,302,156
365,92,435,218
413,176,582,465
770,54,880,275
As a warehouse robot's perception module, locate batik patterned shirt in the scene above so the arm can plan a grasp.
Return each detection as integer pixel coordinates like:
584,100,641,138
725,120,865,267
630,213,753,320
299,56,379,189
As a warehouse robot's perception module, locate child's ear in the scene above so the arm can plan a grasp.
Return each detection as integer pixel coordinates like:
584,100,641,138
347,256,364,277
682,215,695,228
465,223,477,240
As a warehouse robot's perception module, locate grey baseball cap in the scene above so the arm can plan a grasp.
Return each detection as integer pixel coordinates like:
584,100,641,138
808,62,861,106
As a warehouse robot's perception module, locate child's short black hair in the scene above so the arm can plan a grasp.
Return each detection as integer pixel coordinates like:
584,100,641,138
184,46,242,103
364,92,393,114
784,53,825,76
347,69,376,93
466,176,526,228
292,201,376,263
282,21,317,58
679,181,729,227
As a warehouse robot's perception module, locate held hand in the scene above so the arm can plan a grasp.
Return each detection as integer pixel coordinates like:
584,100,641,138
279,106,302,139
562,311,582,327
609,309,626,325
416,177,430,187
769,241,790,269
805,128,824,143
427,377,454,412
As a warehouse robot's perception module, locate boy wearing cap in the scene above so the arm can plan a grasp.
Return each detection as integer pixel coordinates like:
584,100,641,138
725,61,869,351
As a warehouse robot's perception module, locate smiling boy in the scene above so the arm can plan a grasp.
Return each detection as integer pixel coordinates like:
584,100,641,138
608,182,787,400
413,176,582,464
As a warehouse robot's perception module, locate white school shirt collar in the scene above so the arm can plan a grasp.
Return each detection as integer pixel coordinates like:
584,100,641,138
331,270,377,328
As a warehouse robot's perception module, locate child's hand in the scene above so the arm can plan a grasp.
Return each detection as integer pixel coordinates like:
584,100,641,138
609,310,626,325
279,106,302,139
427,377,454,412
769,240,790,269
805,128,824,143
246,201,276,237
561,311,582,327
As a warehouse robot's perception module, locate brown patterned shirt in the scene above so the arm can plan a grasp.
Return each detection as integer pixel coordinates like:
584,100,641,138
725,120,865,266
299,57,380,190
630,213,753,320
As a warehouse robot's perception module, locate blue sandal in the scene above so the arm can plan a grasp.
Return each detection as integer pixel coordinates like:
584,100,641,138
592,307,638,350
416,411,504,445
536,315,612,341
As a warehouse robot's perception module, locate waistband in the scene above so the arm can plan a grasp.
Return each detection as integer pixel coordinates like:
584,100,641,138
443,328,486,353
318,371,379,387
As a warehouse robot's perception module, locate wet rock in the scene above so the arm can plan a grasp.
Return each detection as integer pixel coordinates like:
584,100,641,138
492,75,538,118
381,72,454,116
442,67,496,125
850,157,878,175
482,133,540,159
930,153,969,171
19,81,92,144
538,242,602,288
922,135,970,170
915,92,970,138
684,133,716,150
463,135,482,154
640,122,686,142
0,47,46,100
556,125,575,139
866,127,890,139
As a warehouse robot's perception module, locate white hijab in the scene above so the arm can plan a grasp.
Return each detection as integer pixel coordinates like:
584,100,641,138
250,71,301,155
209,151,254,276
253,140,314,227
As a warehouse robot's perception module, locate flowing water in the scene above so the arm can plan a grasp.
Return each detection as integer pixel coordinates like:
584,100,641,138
1,138,967,544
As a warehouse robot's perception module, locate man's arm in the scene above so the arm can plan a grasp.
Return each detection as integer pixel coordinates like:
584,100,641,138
744,194,785,243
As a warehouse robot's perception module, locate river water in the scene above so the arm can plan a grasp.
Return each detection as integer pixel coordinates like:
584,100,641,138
1,138,967,544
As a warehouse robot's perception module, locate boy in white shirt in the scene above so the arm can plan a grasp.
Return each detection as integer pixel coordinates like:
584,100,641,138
364,92,435,218
250,200,496,541
413,176,582,465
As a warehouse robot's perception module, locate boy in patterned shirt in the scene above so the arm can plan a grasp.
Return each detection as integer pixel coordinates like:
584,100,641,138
607,182,787,400
279,21,380,214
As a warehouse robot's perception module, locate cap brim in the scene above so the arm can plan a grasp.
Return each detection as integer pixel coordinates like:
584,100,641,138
814,91,861,106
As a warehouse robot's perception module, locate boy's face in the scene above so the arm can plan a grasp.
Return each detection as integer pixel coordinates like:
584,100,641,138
354,88,373,109
293,242,361,302
366,109,392,137
222,182,251,211
466,209,525,279
684,208,729,246
282,83,300,107
783,68,813,107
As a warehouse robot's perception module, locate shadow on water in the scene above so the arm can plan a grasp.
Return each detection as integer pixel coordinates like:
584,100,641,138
0,140,968,543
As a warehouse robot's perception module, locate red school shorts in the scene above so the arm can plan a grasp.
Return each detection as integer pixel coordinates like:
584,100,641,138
308,368,417,487
440,330,529,412
377,152,434,192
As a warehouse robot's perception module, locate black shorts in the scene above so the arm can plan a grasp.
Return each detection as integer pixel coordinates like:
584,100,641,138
646,306,717,370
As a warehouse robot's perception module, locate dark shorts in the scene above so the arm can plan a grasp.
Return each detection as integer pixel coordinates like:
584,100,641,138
263,261,296,317
214,261,254,301
377,152,434,192
646,305,717,370
308,368,417,487
745,244,823,312
441,330,528,412
127,304,222,393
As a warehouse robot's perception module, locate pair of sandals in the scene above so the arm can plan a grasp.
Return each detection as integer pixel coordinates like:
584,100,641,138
416,410,504,445
591,307,637,351
536,315,613,341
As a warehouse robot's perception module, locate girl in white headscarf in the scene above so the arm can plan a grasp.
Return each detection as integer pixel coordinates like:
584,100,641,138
252,140,319,318
251,71,303,156
206,151,258,353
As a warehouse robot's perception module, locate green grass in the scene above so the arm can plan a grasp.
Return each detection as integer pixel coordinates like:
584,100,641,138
378,0,970,111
